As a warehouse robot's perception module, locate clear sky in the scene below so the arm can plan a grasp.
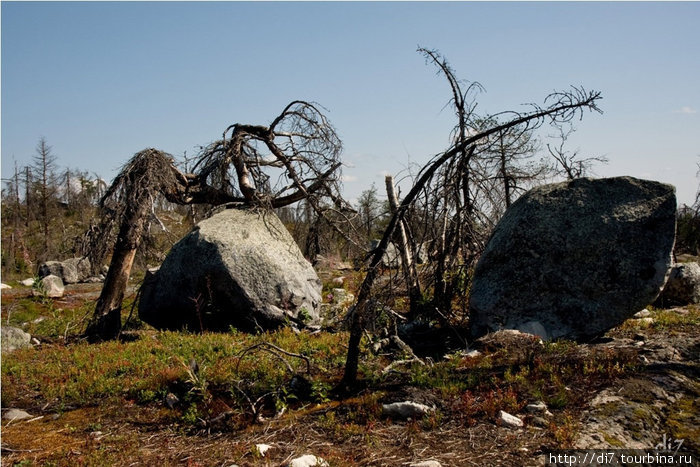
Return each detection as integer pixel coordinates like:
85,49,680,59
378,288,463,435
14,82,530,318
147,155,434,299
2,1,699,206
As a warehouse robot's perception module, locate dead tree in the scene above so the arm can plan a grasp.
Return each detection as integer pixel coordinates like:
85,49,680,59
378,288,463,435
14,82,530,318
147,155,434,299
547,123,608,179
84,150,189,341
85,101,348,342
340,74,603,389
385,175,422,313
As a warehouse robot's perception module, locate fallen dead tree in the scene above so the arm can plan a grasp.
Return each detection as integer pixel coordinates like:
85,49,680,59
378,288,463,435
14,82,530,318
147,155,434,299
85,101,351,342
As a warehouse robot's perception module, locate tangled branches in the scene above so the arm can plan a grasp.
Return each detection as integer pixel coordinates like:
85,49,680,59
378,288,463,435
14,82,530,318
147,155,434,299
340,48,603,389
193,101,344,209
85,101,348,342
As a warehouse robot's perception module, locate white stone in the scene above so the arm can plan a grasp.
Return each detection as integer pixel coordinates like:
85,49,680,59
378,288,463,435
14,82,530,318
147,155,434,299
255,444,271,457
2,409,33,421
20,278,35,287
499,410,524,428
382,401,433,419
633,309,652,318
525,401,548,413
410,461,442,467
0,283,11,289
332,276,345,286
288,454,329,467
33,274,65,298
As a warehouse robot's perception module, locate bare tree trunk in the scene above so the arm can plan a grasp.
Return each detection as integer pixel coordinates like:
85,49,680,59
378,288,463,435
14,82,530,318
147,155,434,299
499,130,512,208
24,166,31,228
85,195,150,342
385,175,422,313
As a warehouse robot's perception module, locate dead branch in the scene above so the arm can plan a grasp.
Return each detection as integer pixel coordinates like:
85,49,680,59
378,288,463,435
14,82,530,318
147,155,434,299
340,57,602,388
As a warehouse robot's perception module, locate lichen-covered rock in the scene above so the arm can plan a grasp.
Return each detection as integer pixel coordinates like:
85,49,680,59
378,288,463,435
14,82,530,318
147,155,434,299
1,327,32,353
288,454,329,467
382,401,434,419
656,262,700,305
469,177,676,341
139,206,322,332
38,257,91,284
38,261,63,279
2,408,33,421
33,274,65,298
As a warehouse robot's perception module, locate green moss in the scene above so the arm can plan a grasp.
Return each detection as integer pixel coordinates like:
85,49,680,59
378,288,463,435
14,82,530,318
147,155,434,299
667,396,700,452
603,432,625,447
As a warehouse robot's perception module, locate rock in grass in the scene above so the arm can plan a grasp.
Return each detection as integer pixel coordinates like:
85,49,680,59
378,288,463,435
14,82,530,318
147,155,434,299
1,327,32,353
499,410,524,428
382,401,434,419
33,274,65,298
657,262,700,305
288,454,329,467
164,393,179,408
20,278,35,287
410,461,443,467
1,283,12,289
2,408,33,421
469,177,676,341
525,401,548,414
255,444,271,457
38,257,91,284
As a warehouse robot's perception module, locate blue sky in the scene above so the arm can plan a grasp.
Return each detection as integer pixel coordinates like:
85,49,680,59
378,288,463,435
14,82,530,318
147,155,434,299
2,1,699,206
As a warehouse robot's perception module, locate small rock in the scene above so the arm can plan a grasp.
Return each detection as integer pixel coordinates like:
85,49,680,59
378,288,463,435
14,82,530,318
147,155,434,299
2,409,33,421
671,307,689,316
20,278,35,287
255,443,271,457
1,327,32,353
332,276,345,286
637,317,655,325
657,262,700,305
525,401,548,413
410,461,442,467
465,349,482,358
382,401,434,419
633,309,652,318
31,337,41,346
0,283,11,289
32,317,45,324
531,416,550,428
164,393,179,408
499,410,524,428
33,274,65,298
288,454,329,467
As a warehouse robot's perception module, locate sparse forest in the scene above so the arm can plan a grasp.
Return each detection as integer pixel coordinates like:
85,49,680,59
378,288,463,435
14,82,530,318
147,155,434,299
2,49,699,466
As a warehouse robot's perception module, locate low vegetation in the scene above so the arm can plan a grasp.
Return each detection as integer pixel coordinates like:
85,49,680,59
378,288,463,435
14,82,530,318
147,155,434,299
5,281,697,465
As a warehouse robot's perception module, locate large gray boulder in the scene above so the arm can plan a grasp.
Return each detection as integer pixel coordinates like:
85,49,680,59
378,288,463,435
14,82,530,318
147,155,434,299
469,177,676,341
38,257,91,284
370,240,402,268
139,206,322,331
656,262,700,305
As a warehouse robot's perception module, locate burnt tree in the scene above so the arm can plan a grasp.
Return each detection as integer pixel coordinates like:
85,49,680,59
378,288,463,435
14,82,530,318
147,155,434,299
85,101,347,342
340,48,603,388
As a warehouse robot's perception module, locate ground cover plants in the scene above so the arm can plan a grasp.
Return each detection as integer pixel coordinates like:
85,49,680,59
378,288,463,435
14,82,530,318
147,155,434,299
4,279,697,466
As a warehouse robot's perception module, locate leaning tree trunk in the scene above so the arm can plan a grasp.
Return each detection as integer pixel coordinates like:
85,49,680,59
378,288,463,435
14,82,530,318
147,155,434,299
85,194,150,342
385,175,422,314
